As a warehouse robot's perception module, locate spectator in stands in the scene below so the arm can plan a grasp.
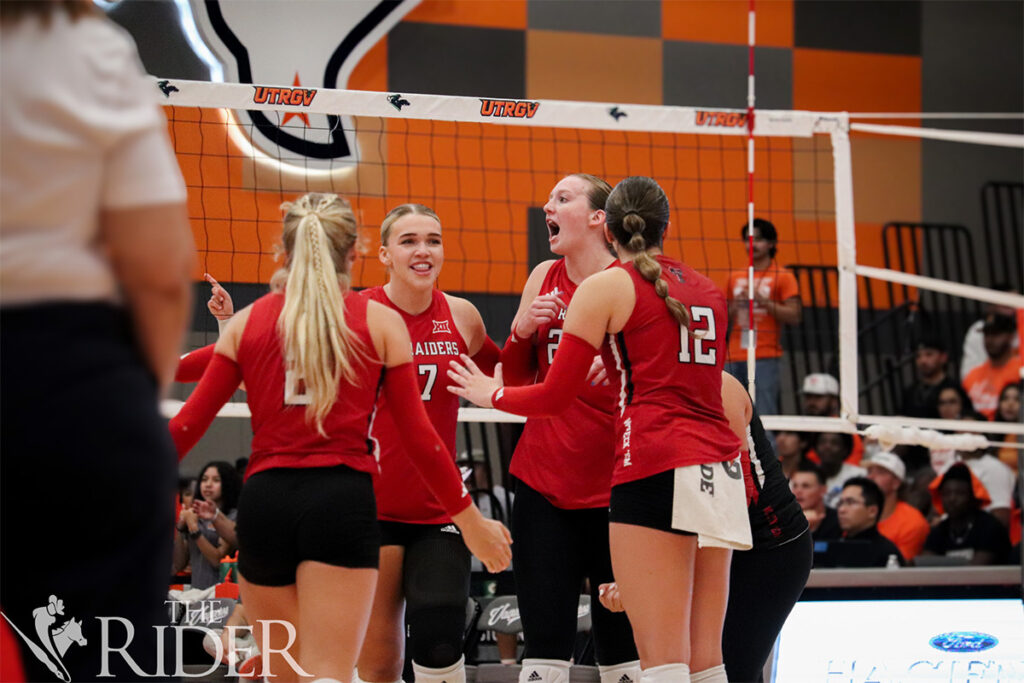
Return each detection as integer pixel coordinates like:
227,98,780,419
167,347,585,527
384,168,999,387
816,432,867,508
960,283,1019,381
775,430,810,479
174,461,241,589
993,381,1022,473
897,445,937,519
825,478,905,568
790,462,840,540
963,313,1022,420
900,337,955,418
801,373,865,466
929,384,977,471
865,452,930,562
801,373,840,418
955,417,1014,527
921,464,1011,565
934,384,975,421
725,218,801,420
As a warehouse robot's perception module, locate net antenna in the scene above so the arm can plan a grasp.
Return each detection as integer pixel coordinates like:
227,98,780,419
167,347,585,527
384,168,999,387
158,78,1024,453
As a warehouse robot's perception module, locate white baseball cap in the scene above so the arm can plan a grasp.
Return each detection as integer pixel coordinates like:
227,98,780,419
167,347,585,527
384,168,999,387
867,451,906,482
800,373,839,396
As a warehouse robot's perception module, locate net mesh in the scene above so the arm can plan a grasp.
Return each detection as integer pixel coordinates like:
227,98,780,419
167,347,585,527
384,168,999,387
162,79,1023,450
165,103,835,299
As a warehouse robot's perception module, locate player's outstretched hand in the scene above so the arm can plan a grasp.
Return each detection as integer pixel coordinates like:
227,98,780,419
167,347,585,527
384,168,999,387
514,292,567,339
598,582,625,613
205,273,234,321
447,356,503,408
453,505,513,573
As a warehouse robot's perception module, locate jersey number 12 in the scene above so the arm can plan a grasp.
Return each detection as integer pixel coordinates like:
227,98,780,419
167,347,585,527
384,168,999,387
678,306,716,365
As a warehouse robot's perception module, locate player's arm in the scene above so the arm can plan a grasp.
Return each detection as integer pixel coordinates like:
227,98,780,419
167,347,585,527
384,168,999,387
447,294,500,374
449,268,626,414
168,307,250,458
501,260,558,385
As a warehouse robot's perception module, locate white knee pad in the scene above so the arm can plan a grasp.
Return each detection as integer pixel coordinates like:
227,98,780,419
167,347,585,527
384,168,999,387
689,665,726,683
600,660,642,683
412,655,466,683
639,663,690,683
519,659,571,683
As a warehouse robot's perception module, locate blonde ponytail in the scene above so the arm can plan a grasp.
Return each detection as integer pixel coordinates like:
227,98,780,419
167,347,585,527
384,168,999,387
277,193,364,435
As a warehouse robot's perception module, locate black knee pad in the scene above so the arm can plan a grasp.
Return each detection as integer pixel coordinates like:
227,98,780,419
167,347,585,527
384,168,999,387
406,604,466,668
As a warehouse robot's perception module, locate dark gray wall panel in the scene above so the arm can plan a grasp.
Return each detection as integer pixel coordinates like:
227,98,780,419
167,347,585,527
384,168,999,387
387,22,525,98
920,0,1023,286
795,0,921,55
108,0,212,80
664,42,792,110
527,0,660,38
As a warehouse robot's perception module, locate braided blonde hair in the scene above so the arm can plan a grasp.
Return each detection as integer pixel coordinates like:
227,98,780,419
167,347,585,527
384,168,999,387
605,176,690,328
277,193,365,435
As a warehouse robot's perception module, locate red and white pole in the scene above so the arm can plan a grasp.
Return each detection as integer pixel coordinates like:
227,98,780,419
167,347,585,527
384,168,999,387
745,0,758,404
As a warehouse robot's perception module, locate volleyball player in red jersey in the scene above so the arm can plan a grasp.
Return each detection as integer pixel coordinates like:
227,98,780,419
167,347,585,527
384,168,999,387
498,174,639,683
356,204,500,683
169,193,511,683
600,371,812,682
450,177,751,683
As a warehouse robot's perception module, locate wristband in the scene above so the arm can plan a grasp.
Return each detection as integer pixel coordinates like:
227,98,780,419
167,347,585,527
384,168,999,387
217,316,231,336
188,529,202,541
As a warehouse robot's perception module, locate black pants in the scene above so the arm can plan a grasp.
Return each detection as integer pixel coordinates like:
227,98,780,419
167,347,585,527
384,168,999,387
722,530,814,682
511,480,637,666
1,304,177,682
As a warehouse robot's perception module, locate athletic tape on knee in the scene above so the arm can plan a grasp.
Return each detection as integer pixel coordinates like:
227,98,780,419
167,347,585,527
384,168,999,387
689,664,726,683
519,659,571,683
639,663,690,683
599,660,642,683
412,655,465,683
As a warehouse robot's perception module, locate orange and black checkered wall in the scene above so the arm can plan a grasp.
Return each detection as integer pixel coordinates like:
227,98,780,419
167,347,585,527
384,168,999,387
112,0,1021,295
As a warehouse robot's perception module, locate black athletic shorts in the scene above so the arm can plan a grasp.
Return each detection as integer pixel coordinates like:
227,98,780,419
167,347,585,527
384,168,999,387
237,465,380,586
379,519,465,547
608,469,695,536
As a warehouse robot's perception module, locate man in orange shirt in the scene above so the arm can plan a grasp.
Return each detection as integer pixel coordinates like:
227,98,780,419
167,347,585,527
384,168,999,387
866,451,930,562
963,313,1022,419
725,218,801,418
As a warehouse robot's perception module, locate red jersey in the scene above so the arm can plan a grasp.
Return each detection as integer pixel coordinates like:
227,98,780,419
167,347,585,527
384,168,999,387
361,286,467,524
600,257,741,486
237,292,384,480
510,259,617,509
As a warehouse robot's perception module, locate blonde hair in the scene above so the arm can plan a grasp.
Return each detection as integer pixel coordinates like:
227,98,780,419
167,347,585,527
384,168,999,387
605,176,690,328
277,193,364,435
380,203,441,246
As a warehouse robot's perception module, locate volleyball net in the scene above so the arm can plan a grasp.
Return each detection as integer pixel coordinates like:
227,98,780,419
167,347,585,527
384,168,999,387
158,77,1024,450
